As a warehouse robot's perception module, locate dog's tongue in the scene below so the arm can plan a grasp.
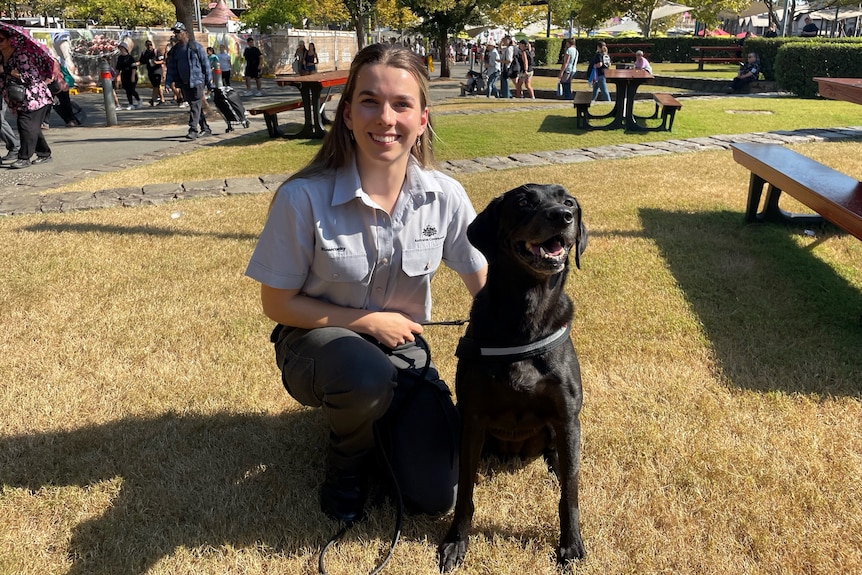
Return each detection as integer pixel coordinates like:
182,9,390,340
531,238,564,257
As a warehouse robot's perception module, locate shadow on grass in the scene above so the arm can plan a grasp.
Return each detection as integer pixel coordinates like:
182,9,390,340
19,222,259,241
0,411,407,575
538,114,584,135
639,208,862,396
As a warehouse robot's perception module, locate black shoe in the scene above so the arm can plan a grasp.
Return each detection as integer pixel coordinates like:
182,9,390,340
186,130,199,140
1,150,18,163
201,128,212,137
320,453,369,524
31,156,52,165
8,158,30,169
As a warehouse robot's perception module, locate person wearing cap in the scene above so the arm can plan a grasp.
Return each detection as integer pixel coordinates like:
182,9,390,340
141,39,165,106
165,22,214,140
483,40,500,98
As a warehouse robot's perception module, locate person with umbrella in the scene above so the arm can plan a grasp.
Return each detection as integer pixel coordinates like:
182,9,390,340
0,24,54,169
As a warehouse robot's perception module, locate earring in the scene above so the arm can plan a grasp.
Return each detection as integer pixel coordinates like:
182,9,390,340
415,136,422,150
348,130,354,141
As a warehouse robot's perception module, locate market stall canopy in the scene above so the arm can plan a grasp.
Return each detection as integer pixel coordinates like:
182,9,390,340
651,1,693,21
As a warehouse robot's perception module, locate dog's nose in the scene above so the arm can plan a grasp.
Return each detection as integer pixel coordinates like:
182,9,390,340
549,207,574,225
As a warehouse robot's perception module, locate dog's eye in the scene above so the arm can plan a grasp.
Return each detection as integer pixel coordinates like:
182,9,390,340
563,198,575,207
518,198,530,208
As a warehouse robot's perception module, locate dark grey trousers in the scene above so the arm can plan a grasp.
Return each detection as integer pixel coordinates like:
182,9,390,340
272,325,460,515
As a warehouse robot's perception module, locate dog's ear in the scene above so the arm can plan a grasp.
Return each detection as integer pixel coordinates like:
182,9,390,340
468,195,504,262
573,198,588,269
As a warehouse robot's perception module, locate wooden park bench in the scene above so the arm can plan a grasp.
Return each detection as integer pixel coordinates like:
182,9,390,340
650,93,682,131
731,143,862,240
573,92,592,129
247,95,333,138
691,46,744,70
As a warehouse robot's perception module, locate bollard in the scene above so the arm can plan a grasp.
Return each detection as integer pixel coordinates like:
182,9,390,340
99,58,117,126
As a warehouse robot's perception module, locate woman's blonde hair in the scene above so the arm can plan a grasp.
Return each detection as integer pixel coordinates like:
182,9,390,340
285,43,434,185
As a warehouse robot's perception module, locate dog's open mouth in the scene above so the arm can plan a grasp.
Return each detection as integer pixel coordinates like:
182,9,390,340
519,235,570,271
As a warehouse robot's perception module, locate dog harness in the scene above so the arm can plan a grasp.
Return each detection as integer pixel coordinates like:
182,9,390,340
455,323,571,362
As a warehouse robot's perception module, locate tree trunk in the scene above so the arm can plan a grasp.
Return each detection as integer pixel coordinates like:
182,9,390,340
437,31,450,78
172,1,197,42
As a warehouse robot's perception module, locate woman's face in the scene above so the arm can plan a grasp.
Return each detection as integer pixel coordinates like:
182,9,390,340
343,63,428,171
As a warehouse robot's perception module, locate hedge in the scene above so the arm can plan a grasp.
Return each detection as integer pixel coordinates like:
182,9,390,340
775,42,862,97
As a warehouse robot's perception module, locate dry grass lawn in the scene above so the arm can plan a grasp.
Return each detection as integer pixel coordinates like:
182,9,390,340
2,142,862,575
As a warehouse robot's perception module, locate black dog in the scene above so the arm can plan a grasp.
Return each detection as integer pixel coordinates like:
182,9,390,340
439,183,588,572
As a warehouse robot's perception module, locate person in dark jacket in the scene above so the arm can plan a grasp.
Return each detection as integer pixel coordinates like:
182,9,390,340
116,44,141,110
165,22,213,140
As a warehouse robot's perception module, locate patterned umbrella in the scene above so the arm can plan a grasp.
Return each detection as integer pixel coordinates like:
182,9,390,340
0,22,55,80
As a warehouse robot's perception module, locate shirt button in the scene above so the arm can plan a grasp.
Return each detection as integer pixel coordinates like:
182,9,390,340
380,258,389,265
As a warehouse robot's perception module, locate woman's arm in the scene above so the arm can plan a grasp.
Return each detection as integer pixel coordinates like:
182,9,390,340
459,267,488,297
260,285,423,348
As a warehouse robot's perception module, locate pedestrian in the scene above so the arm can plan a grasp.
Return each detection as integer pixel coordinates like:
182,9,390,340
0,98,19,163
217,44,231,86
115,44,142,110
141,39,165,106
499,36,514,98
206,46,221,88
589,41,611,102
514,39,535,99
303,42,319,75
763,23,778,38
484,39,500,98
48,58,79,127
800,16,819,37
243,37,263,95
558,38,578,100
292,40,306,75
0,27,53,168
244,43,487,524
165,21,214,140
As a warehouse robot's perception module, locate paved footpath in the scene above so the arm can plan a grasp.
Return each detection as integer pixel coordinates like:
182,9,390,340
1,77,861,216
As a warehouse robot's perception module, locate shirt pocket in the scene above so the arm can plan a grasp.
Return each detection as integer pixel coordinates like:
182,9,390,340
402,244,443,278
314,250,371,284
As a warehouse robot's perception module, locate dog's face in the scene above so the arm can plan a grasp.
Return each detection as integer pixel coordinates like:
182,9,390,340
468,184,587,275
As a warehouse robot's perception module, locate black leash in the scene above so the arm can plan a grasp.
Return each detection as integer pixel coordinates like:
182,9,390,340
319,333,441,575
421,319,469,326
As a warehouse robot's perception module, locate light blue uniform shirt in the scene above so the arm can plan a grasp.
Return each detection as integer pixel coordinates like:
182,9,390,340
245,157,486,323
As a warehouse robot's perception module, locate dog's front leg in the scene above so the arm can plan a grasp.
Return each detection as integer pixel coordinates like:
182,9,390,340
554,416,586,563
439,414,485,572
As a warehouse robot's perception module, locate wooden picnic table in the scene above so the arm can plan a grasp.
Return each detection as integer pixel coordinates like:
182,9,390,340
607,43,653,61
585,68,654,131
275,70,348,139
691,45,744,70
815,77,862,106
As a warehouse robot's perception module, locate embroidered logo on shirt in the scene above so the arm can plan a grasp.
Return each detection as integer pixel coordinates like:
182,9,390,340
422,225,437,237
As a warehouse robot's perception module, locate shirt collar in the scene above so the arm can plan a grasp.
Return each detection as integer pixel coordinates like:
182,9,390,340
331,155,440,208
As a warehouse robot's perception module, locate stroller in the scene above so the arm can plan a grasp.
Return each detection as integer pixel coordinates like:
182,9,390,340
212,85,249,132
460,70,487,96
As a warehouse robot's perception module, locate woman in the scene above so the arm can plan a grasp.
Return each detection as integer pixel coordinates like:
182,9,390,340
515,39,534,99
303,42,319,75
558,38,578,100
116,44,141,110
0,28,53,169
484,40,500,98
245,43,487,524
589,41,611,102
217,44,231,86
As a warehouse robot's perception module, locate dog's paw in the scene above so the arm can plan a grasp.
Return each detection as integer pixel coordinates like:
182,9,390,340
438,540,468,572
556,536,586,564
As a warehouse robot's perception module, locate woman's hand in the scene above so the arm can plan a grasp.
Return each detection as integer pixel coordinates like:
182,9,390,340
361,311,423,349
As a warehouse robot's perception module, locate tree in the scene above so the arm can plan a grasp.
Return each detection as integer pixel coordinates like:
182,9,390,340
485,1,546,34
241,0,308,33
399,0,494,78
61,0,175,29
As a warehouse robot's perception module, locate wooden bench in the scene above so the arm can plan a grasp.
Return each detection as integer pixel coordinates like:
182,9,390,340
573,92,592,129
692,46,744,70
607,43,653,62
731,143,862,240
247,95,333,137
652,93,682,131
